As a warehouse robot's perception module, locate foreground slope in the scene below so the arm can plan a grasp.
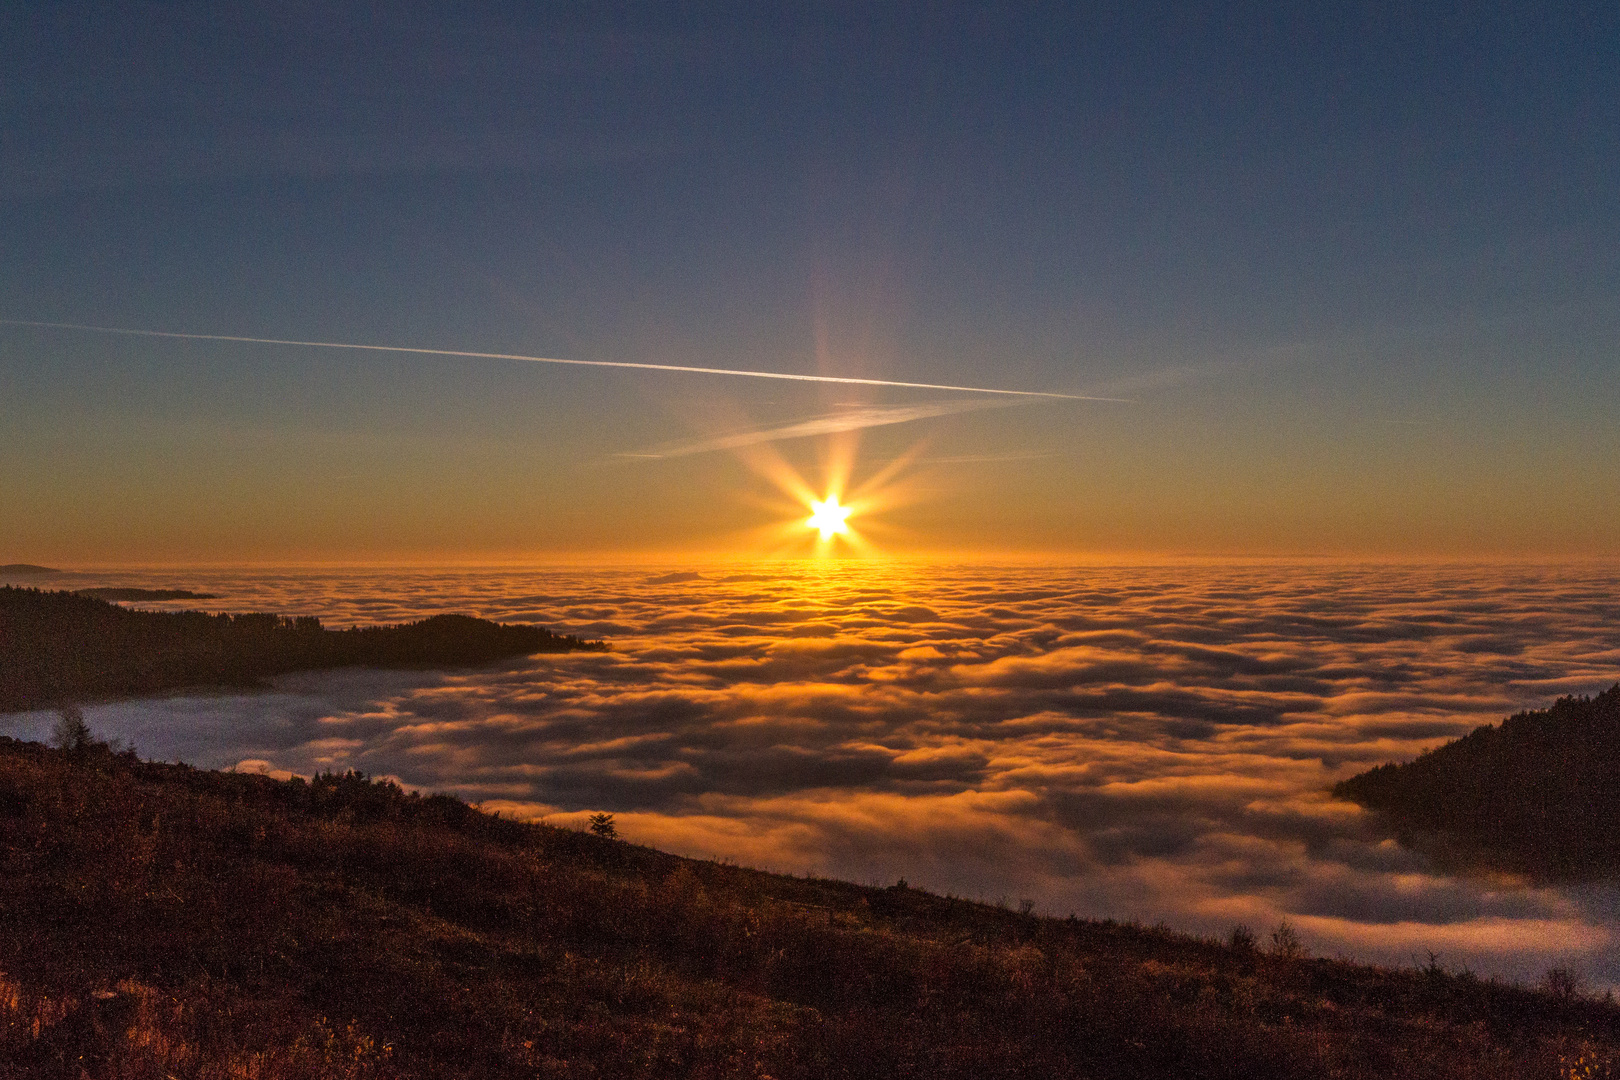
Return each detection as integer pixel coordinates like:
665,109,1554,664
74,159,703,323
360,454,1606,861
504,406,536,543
0,586,606,712
1335,687,1620,880
2,739,1616,1079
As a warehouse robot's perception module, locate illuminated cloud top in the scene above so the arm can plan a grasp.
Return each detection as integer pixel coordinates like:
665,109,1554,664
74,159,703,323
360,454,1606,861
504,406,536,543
30,562,1620,986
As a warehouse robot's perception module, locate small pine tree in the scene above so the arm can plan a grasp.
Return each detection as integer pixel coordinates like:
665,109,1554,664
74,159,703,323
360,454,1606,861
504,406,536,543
1269,919,1307,959
51,705,95,752
588,812,617,839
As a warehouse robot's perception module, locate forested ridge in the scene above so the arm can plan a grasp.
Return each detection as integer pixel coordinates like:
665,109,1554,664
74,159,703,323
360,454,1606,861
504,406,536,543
0,587,605,712
1335,687,1620,879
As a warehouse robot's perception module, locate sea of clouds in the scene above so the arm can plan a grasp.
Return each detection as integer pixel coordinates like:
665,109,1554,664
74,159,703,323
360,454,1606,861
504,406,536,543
7,562,1620,986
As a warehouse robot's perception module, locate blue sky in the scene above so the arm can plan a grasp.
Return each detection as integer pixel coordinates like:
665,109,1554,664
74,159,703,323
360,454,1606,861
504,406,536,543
3,1,1617,560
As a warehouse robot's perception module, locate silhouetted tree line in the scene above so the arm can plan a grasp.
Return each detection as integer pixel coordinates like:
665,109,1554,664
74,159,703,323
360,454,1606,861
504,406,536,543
0,586,606,712
1334,686,1620,880
75,587,218,601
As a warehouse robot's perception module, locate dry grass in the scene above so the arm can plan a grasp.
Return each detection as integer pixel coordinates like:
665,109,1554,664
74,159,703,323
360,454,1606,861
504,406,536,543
2,736,1616,1079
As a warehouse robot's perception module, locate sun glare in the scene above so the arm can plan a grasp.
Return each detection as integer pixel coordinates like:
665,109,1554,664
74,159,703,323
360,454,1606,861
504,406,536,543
723,423,935,555
807,497,853,540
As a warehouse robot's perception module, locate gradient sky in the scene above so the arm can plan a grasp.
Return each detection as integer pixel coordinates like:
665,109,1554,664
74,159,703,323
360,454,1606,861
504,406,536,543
3,1,1617,562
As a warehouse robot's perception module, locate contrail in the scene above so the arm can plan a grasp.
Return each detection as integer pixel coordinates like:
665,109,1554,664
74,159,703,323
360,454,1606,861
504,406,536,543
0,320,1126,401
623,399,1012,459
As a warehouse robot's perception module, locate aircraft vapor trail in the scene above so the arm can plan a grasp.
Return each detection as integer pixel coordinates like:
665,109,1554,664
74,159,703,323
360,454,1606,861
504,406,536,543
0,320,1125,401
623,399,1012,458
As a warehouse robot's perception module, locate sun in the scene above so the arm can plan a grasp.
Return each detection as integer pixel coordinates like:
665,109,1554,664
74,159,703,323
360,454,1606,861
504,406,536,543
806,496,853,540
727,425,934,555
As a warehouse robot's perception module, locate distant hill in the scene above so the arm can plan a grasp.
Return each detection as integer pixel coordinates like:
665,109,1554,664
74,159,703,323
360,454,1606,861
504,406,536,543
75,587,220,601
0,564,61,576
0,587,606,712
1335,687,1620,880
2,736,1614,1079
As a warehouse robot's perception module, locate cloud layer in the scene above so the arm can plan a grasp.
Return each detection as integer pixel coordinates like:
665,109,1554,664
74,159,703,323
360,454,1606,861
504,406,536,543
10,562,1620,986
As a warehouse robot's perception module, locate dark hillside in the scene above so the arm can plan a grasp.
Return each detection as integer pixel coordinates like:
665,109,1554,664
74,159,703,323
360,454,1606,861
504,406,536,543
2,737,1615,1079
1335,687,1620,879
0,587,606,712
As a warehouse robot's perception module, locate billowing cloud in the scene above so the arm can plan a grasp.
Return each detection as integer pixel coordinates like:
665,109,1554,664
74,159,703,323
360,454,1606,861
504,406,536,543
10,563,1620,987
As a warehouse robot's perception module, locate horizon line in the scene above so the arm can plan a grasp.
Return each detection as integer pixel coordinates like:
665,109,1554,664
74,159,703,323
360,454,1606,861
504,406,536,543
10,553,1620,571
